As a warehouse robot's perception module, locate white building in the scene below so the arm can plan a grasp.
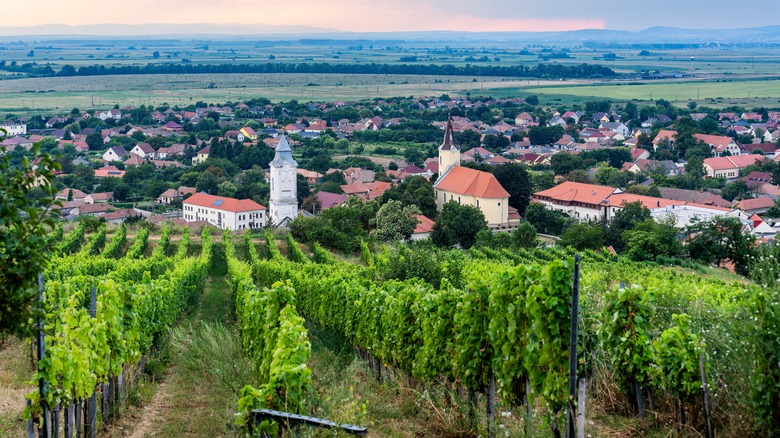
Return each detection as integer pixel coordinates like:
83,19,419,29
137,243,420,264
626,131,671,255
102,146,128,162
0,121,27,136
269,135,298,226
183,192,267,231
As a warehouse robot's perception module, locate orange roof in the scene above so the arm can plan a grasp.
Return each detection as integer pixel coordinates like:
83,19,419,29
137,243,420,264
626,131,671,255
340,182,392,200
184,192,266,212
534,181,616,205
737,197,776,211
604,193,684,209
413,215,435,234
434,166,509,199
95,166,126,178
652,129,677,144
693,133,734,149
704,154,765,171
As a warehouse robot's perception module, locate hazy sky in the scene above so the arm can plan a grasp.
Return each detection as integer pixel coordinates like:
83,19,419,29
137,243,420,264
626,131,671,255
6,0,779,32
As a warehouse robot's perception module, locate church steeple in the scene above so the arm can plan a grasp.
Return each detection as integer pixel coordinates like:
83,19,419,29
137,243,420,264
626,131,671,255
269,135,298,226
438,117,460,177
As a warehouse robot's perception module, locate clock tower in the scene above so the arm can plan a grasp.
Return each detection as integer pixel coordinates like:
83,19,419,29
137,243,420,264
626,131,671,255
269,135,298,226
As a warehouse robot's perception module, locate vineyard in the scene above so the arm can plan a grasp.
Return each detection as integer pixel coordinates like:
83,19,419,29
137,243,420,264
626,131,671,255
20,223,212,436
12,225,779,437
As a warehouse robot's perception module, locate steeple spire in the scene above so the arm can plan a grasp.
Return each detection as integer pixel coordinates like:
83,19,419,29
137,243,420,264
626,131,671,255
439,117,458,151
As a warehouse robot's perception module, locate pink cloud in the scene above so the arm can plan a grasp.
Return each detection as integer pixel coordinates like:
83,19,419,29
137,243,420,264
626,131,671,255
6,0,605,32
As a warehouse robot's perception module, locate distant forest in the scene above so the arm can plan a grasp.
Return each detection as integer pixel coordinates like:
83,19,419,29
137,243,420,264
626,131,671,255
0,61,616,79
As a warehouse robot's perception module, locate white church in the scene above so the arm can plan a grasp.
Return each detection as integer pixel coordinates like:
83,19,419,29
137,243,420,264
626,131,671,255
182,134,299,229
268,135,299,226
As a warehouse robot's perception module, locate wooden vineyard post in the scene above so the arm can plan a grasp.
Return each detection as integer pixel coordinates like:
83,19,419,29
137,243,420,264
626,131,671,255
65,404,74,438
467,388,476,431
26,399,34,438
577,377,587,438
700,353,713,438
567,255,581,438
36,274,51,438
487,372,496,438
85,287,97,438
525,378,532,436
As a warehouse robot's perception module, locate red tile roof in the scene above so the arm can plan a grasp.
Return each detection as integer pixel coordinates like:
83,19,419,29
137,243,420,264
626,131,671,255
534,181,616,205
737,197,776,211
413,215,435,234
340,182,392,200
604,193,683,209
184,192,266,213
435,166,509,199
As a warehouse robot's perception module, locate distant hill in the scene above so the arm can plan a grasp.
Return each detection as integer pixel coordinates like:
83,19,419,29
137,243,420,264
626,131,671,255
1,23,780,44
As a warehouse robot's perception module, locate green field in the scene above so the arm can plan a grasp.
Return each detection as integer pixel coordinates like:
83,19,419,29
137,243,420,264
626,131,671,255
521,78,780,102
0,74,574,112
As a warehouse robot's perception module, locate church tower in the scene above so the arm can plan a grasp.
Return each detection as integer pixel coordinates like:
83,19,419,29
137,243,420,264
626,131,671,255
438,117,460,180
269,135,298,226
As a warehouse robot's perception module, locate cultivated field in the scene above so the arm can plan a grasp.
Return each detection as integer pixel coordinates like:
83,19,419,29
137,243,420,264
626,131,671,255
0,74,578,111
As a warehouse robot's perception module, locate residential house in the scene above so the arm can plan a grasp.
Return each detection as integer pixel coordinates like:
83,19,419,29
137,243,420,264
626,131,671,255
410,215,435,241
123,154,145,167
703,154,764,179
240,126,258,141
601,122,630,137
192,146,210,165
626,159,681,177
102,209,142,224
130,143,155,159
102,146,128,162
515,112,534,127
55,188,87,201
84,192,113,204
162,121,183,132
312,191,348,212
0,121,27,136
736,197,776,215
183,192,267,231
156,143,186,159
296,168,324,185
157,186,196,204
95,166,126,178
694,133,742,156
651,129,677,150
341,182,392,201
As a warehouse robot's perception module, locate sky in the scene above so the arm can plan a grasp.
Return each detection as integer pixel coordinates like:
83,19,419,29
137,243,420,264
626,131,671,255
4,0,779,33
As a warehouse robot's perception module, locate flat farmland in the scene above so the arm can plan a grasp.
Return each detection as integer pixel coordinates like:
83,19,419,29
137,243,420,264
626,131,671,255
516,78,780,104
0,73,581,111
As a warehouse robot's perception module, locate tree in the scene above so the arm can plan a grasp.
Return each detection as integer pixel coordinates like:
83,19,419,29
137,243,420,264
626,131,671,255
512,221,538,248
379,176,437,218
0,144,60,336
431,201,487,249
685,216,755,275
550,152,585,176
623,218,682,261
524,202,571,236
491,163,532,214
370,200,421,242
528,125,564,145
525,95,539,105
85,132,104,150
559,223,605,250
721,180,752,201
297,173,311,205
606,201,651,252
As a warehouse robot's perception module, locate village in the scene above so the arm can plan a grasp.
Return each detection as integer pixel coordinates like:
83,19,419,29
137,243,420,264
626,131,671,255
2,93,778,248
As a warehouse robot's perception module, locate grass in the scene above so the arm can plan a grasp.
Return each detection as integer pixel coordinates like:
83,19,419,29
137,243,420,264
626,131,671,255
107,242,255,437
522,78,780,102
0,338,35,437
